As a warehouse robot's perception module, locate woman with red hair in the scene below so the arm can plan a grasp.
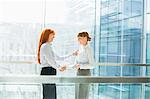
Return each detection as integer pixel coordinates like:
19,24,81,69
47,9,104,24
37,28,71,99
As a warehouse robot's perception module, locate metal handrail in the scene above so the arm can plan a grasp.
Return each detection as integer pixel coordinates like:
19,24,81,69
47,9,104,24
1,61,150,67
0,76,149,84
95,63,150,66
0,61,34,64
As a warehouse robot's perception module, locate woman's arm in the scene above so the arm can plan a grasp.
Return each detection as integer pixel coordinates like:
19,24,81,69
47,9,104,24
54,52,73,60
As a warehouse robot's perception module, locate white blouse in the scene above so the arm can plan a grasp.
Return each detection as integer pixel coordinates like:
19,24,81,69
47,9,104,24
40,42,72,69
75,44,95,69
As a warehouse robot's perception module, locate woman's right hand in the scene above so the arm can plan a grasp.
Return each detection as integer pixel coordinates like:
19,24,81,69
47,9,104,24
58,65,66,72
72,50,79,56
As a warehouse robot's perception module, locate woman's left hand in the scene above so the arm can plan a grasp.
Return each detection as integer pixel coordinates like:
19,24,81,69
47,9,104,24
75,64,80,70
72,50,79,56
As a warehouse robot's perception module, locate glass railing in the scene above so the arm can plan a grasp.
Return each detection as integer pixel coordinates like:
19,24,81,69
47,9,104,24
0,62,149,99
0,83,149,99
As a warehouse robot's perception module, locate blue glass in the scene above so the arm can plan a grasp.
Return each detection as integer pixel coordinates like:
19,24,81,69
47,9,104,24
146,34,150,76
100,0,145,99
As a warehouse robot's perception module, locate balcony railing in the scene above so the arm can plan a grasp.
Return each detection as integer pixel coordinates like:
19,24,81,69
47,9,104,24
1,60,150,66
0,76,149,84
0,61,149,84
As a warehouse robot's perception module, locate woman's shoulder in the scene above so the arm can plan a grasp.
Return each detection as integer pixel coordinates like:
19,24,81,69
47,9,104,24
86,44,93,53
86,44,92,49
41,43,48,50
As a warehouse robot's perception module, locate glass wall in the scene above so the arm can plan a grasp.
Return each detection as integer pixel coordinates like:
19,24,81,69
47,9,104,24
0,0,149,99
0,0,44,98
99,0,149,99
146,0,150,98
0,0,96,99
146,0,150,75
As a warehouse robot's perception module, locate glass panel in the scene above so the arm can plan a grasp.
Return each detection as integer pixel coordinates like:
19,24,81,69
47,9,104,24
145,84,150,99
146,14,150,34
44,0,95,72
124,0,142,18
0,0,43,74
0,84,41,99
147,0,150,13
0,0,44,23
122,84,142,99
0,0,96,98
146,2,150,76
100,0,122,76
0,83,148,99
146,34,150,76
98,84,120,99
0,0,149,99
100,0,146,99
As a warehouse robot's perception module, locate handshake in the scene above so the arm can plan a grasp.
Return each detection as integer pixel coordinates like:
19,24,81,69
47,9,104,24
58,50,80,72
58,65,66,72
58,64,80,72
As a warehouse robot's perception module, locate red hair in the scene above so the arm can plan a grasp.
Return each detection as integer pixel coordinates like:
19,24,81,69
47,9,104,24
37,29,55,64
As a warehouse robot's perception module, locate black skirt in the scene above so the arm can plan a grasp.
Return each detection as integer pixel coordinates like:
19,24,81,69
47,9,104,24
40,67,57,99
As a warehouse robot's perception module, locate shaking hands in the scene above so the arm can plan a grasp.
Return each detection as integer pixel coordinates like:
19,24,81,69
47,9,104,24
72,50,79,56
75,64,80,70
58,50,80,72
58,65,66,72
